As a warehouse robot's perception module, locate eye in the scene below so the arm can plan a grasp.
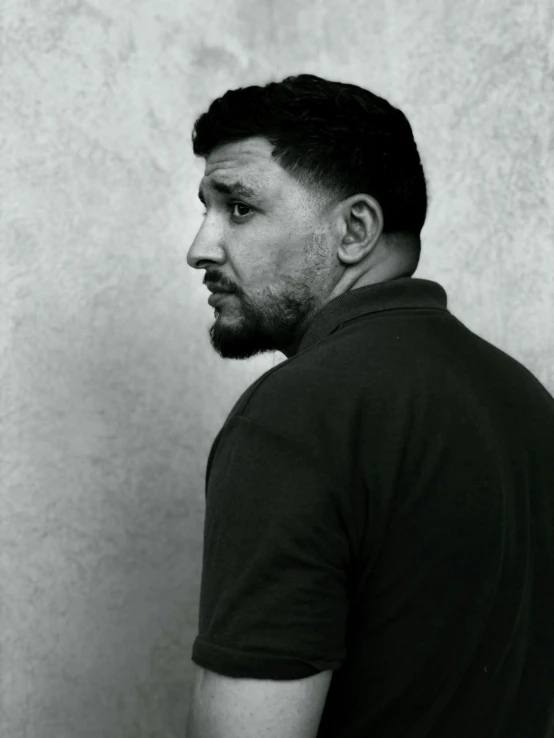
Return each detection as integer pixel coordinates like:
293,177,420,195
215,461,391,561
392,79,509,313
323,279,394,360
200,202,253,220
229,202,253,219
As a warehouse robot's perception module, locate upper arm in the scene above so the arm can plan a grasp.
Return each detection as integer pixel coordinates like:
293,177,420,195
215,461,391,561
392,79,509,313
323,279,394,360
187,665,333,738
190,414,348,736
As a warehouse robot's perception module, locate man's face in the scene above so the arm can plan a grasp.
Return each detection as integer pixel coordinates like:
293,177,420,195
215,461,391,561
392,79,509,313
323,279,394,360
187,136,339,360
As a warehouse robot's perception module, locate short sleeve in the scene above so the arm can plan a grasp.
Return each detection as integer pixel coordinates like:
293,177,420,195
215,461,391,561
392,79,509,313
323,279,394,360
191,414,350,680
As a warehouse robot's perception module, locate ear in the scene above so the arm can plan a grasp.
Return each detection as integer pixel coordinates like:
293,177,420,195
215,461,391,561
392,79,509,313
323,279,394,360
337,194,384,265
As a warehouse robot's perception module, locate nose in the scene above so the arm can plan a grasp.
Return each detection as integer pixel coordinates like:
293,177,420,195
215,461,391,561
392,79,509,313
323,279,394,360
186,218,224,270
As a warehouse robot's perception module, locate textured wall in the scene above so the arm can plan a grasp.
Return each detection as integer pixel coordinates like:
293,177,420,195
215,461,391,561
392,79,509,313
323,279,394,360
1,0,552,735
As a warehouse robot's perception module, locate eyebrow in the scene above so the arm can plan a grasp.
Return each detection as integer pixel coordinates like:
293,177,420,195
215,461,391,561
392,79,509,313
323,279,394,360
198,180,261,205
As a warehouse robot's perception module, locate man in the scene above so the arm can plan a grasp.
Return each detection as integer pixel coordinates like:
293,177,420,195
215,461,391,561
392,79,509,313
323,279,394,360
185,73,554,737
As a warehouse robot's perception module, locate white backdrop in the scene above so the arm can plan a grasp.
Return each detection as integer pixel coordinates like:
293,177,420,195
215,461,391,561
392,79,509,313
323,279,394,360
1,0,553,735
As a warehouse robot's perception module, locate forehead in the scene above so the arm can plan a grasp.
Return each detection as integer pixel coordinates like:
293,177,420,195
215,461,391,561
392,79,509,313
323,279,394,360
204,137,275,179
198,137,324,216
200,137,293,200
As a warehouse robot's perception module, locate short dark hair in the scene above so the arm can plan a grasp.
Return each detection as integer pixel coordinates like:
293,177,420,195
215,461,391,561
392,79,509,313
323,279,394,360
192,73,427,250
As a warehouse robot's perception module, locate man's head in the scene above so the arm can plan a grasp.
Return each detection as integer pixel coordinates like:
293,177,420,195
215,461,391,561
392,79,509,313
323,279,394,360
187,73,427,359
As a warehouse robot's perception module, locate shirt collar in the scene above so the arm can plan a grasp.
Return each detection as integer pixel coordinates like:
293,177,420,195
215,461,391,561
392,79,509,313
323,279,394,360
285,277,449,358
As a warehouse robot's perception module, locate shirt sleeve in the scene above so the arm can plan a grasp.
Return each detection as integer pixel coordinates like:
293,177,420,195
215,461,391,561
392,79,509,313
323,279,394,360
191,413,351,680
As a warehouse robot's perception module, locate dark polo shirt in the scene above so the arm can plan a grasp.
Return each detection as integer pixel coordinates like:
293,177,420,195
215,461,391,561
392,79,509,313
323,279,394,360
191,277,554,738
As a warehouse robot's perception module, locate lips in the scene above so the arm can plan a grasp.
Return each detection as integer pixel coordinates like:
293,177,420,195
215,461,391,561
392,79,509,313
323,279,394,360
206,281,230,293
208,291,231,307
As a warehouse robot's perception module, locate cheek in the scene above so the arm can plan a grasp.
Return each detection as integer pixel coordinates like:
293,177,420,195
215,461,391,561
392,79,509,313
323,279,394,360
272,233,302,273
